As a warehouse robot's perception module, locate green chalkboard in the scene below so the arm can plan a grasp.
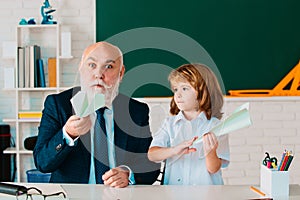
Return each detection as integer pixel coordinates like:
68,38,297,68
96,0,300,97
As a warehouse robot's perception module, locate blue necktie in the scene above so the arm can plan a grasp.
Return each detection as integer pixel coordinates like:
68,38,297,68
94,107,110,184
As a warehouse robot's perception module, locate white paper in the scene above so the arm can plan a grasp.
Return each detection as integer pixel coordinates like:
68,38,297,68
70,91,105,117
193,102,252,144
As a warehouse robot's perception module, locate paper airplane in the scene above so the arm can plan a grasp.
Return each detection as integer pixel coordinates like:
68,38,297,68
193,102,252,144
70,91,105,117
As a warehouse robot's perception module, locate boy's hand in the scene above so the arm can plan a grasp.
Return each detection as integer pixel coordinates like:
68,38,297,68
172,136,198,155
203,132,218,156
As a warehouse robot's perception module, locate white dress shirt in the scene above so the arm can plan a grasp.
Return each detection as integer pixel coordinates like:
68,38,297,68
63,107,135,184
150,111,230,185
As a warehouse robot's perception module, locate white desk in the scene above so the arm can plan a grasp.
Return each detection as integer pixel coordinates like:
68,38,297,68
62,184,300,200
1,184,300,200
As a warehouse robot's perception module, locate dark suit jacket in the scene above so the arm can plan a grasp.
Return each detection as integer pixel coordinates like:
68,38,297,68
33,87,160,184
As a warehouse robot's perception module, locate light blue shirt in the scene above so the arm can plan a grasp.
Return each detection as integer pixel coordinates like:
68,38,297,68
63,107,135,184
150,111,230,185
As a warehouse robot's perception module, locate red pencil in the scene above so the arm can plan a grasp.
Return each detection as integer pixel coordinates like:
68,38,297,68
284,155,294,171
279,153,289,171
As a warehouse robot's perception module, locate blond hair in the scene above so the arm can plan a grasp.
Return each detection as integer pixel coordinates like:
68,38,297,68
168,63,223,120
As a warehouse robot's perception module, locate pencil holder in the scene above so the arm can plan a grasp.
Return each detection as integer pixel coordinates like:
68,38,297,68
260,165,289,197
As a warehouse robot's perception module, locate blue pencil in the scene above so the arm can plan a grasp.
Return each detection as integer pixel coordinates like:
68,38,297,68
277,150,286,171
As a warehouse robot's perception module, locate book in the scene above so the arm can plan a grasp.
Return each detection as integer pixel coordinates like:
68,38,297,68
35,45,41,87
48,57,56,87
18,111,42,119
29,45,35,88
37,59,46,87
17,47,25,88
24,45,30,88
29,45,41,88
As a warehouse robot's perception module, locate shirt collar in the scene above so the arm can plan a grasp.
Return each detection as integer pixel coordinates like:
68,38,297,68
105,106,113,114
174,110,208,124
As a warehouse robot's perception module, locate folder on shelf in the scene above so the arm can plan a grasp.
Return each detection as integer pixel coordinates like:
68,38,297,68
48,57,56,87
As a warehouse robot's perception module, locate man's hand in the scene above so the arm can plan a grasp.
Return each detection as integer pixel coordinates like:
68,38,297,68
65,115,92,138
102,167,130,188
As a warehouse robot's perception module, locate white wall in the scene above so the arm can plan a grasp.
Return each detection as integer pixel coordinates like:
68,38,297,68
1,1,299,185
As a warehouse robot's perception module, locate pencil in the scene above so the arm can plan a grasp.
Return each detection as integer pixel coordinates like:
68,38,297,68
250,186,266,196
279,153,289,171
284,155,294,171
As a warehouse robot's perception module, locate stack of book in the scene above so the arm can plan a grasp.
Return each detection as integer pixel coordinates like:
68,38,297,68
18,45,46,88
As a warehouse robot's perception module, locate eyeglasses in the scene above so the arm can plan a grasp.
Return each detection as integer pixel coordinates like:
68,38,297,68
16,187,66,200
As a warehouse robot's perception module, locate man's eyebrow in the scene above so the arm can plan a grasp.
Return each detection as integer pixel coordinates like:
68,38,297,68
105,59,116,63
85,57,96,62
85,57,116,63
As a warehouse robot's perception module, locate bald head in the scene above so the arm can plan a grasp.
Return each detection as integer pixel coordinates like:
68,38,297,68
80,41,123,70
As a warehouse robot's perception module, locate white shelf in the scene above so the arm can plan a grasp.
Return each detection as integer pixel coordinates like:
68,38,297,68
17,24,58,28
1,24,72,183
2,118,16,123
3,118,41,123
3,147,33,154
2,87,70,92
18,118,41,123
17,87,61,91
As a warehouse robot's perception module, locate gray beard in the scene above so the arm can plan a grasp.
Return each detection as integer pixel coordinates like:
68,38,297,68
105,80,119,107
82,80,120,108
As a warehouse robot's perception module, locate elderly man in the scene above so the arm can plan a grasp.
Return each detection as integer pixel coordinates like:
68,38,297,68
33,42,160,188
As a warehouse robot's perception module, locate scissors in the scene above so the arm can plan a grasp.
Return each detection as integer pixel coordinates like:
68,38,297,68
262,152,277,169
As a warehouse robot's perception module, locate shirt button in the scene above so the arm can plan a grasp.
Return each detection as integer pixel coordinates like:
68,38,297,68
177,178,181,182
56,144,62,151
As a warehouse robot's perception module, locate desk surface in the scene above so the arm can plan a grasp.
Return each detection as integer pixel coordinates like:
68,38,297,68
1,184,300,200
62,184,300,200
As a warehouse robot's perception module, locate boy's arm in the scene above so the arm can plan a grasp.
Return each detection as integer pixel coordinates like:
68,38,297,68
203,132,222,174
148,137,197,162
148,146,175,163
205,149,222,174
